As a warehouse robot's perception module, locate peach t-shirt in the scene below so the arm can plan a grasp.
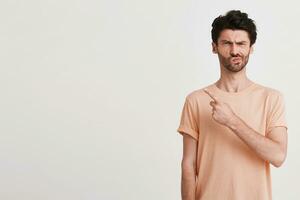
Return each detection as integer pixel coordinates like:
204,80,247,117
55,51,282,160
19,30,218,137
177,82,288,200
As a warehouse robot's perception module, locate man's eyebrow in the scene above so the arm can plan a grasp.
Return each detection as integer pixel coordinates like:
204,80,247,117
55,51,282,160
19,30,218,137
220,40,248,44
220,40,232,43
236,41,248,44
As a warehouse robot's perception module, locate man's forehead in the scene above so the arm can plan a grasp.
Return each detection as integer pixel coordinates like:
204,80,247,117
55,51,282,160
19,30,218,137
218,29,250,42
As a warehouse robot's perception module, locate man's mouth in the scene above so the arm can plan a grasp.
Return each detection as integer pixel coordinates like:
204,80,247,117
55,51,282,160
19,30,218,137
231,57,242,62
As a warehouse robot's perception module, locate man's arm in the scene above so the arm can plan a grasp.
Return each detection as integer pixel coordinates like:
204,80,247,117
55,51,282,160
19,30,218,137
204,89,288,168
228,116,287,167
181,134,197,200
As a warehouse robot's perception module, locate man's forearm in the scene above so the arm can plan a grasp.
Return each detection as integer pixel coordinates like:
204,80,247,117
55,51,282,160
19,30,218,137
181,165,196,200
228,115,285,167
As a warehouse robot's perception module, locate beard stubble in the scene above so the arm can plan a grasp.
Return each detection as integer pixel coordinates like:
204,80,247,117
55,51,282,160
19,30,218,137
218,51,251,72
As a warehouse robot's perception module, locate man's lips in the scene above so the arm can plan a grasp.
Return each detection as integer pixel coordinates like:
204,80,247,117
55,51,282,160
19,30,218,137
231,57,242,62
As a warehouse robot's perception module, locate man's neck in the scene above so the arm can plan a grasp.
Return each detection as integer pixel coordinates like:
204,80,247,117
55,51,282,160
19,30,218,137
215,73,253,93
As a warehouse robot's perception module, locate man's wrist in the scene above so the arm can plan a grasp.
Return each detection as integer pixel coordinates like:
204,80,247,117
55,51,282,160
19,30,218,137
227,114,240,131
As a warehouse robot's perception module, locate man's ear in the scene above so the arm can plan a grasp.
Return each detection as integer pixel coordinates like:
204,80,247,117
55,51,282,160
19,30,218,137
212,42,217,54
250,45,254,54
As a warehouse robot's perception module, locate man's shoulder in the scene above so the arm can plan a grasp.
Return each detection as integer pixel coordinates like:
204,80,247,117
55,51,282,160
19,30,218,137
184,84,214,102
253,83,284,97
183,82,285,102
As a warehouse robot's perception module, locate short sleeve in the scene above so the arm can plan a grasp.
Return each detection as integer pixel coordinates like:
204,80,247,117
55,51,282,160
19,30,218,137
266,92,288,135
177,97,199,140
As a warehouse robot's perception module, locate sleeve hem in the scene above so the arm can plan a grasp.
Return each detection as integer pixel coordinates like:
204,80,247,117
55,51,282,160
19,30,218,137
266,125,288,135
177,126,199,141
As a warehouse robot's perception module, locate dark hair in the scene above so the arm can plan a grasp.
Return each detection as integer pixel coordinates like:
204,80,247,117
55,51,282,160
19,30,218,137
211,10,257,46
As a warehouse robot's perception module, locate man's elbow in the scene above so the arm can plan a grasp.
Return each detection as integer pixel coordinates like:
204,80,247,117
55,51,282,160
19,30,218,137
271,152,287,168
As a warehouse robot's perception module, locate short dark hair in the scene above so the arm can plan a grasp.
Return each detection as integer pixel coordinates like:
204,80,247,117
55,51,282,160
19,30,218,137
211,10,257,46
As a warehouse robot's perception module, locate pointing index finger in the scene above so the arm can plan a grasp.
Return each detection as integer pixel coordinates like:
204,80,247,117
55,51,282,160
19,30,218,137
204,89,217,102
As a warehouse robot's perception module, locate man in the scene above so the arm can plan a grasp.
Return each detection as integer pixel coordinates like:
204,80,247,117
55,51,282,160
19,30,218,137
177,10,288,200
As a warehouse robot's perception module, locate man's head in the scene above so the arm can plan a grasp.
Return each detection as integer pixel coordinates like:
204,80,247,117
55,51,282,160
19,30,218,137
211,10,257,73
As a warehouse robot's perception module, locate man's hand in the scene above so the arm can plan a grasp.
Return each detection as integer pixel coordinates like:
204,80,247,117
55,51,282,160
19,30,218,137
204,89,237,126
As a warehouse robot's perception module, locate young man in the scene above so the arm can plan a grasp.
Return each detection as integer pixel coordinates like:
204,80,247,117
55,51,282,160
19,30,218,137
177,10,288,200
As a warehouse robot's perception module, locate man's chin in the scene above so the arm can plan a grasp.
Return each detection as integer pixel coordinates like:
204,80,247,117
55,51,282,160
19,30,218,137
225,65,245,72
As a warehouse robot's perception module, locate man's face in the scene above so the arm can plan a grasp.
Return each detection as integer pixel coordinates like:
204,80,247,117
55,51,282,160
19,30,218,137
212,29,253,72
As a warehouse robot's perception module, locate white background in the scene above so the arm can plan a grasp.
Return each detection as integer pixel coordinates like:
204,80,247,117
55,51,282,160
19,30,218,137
0,0,299,199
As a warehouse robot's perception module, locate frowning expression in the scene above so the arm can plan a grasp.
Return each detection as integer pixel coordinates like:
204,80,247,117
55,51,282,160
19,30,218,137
212,29,253,72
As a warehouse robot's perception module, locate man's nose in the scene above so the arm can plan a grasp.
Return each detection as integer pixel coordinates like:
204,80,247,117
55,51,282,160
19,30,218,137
230,44,239,56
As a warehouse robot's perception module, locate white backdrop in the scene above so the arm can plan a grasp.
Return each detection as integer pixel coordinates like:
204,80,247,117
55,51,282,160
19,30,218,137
0,0,299,199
